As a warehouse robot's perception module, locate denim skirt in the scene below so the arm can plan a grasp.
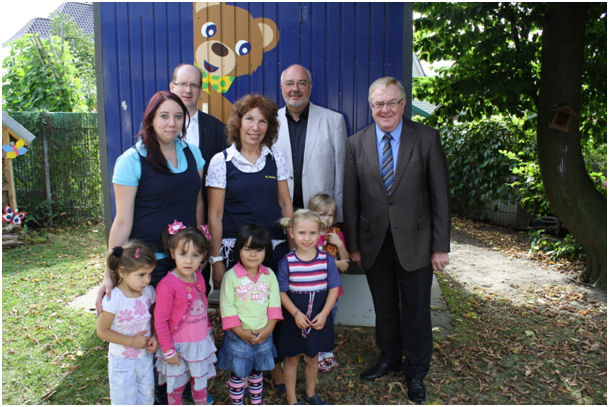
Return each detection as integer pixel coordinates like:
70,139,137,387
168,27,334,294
217,329,277,378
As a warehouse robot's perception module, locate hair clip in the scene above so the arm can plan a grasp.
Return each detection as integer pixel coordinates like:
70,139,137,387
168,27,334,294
199,224,211,240
112,246,123,257
168,220,186,235
135,248,140,258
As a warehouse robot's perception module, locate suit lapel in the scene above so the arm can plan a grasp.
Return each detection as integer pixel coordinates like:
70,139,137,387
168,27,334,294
277,108,293,174
303,103,321,164
362,125,384,186
393,118,418,189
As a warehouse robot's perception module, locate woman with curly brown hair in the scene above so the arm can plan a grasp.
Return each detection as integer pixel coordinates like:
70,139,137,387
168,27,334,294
206,94,294,288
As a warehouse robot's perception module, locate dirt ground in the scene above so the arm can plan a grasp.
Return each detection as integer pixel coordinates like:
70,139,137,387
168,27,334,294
446,220,606,314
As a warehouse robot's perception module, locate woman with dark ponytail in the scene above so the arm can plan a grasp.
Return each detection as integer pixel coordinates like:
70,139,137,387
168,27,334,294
96,91,207,312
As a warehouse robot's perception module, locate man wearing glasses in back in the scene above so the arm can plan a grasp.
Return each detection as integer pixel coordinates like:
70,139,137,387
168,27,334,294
170,63,227,194
274,64,348,221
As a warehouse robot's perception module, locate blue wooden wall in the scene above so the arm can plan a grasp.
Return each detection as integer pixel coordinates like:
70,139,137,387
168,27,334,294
95,2,412,225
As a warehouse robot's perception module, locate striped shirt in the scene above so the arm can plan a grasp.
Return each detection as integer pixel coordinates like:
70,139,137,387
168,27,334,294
278,249,342,293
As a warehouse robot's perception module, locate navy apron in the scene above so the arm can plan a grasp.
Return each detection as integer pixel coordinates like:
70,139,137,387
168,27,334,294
222,150,284,239
130,145,201,253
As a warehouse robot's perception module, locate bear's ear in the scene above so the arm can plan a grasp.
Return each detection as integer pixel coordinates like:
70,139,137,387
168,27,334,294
255,17,279,52
195,2,220,13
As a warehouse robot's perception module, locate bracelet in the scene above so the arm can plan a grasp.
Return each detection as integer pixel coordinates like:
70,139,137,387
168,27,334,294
293,310,300,318
209,256,224,264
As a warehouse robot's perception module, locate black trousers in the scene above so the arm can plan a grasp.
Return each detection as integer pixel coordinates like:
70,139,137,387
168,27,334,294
364,231,433,380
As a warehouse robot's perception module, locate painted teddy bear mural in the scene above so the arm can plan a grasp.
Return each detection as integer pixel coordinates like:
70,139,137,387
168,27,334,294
193,2,280,123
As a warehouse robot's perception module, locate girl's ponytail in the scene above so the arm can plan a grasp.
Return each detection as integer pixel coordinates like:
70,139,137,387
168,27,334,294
106,240,155,286
280,209,328,231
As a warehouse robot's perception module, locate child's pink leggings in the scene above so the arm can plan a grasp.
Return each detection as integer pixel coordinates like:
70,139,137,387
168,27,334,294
168,378,208,405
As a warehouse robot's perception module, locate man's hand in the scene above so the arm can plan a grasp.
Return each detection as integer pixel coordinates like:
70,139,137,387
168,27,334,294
431,251,449,272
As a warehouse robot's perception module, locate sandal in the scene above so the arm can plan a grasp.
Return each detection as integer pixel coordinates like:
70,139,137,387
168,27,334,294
272,381,286,393
302,393,329,405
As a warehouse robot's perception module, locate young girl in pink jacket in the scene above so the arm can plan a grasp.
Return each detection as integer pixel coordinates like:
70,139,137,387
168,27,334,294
154,222,217,404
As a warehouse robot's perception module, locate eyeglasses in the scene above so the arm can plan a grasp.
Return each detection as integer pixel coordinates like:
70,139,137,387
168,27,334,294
371,98,403,110
172,81,201,90
282,80,310,89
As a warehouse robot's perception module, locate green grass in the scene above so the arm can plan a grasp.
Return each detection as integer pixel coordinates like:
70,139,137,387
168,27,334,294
2,225,108,404
2,226,606,404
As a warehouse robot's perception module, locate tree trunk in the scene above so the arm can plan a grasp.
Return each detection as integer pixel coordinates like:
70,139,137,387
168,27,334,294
537,3,607,287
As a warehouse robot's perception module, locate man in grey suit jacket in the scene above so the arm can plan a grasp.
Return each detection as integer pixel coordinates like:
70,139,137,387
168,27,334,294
343,77,450,404
275,64,347,220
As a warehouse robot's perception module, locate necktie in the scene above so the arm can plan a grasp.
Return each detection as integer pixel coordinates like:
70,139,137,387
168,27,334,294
381,133,394,194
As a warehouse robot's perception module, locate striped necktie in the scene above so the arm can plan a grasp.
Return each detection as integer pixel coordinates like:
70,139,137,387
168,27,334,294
381,133,394,194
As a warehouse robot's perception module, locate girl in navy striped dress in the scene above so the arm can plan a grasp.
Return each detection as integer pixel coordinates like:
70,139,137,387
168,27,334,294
277,209,342,405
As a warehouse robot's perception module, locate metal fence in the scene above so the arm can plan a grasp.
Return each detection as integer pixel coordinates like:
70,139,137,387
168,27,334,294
9,112,102,225
455,198,532,230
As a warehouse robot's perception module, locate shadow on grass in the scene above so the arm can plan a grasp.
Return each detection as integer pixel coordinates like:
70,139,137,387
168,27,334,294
46,332,109,405
40,273,606,405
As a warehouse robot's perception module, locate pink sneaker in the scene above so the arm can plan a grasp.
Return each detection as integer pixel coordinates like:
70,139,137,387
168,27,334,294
328,356,339,369
318,358,333,373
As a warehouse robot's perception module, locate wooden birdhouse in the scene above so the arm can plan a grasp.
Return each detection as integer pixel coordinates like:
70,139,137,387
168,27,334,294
2,111,36,215
549,105,576,133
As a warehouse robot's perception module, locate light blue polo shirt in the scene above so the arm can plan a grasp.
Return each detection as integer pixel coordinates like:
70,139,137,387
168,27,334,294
112,138,205,186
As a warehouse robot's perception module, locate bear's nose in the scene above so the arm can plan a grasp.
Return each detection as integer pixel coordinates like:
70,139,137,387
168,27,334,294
212,42,229,57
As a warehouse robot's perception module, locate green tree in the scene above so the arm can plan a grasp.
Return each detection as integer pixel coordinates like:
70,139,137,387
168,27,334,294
2,14,95,112
49,11,96,110
413,3,607,286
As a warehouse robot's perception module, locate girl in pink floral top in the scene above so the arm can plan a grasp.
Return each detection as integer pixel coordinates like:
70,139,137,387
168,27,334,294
97,240,158,405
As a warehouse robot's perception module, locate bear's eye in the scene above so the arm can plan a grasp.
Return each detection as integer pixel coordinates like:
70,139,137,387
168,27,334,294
201,22,217,38
235,40,251,56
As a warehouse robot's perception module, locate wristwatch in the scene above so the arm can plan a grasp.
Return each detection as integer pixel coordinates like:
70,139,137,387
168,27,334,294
209,256,224,265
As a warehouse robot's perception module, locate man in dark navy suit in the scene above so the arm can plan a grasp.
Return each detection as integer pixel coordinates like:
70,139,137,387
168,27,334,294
170,63,227,213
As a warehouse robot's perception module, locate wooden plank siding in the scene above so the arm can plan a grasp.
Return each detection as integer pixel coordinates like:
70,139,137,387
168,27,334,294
95,2,412,224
